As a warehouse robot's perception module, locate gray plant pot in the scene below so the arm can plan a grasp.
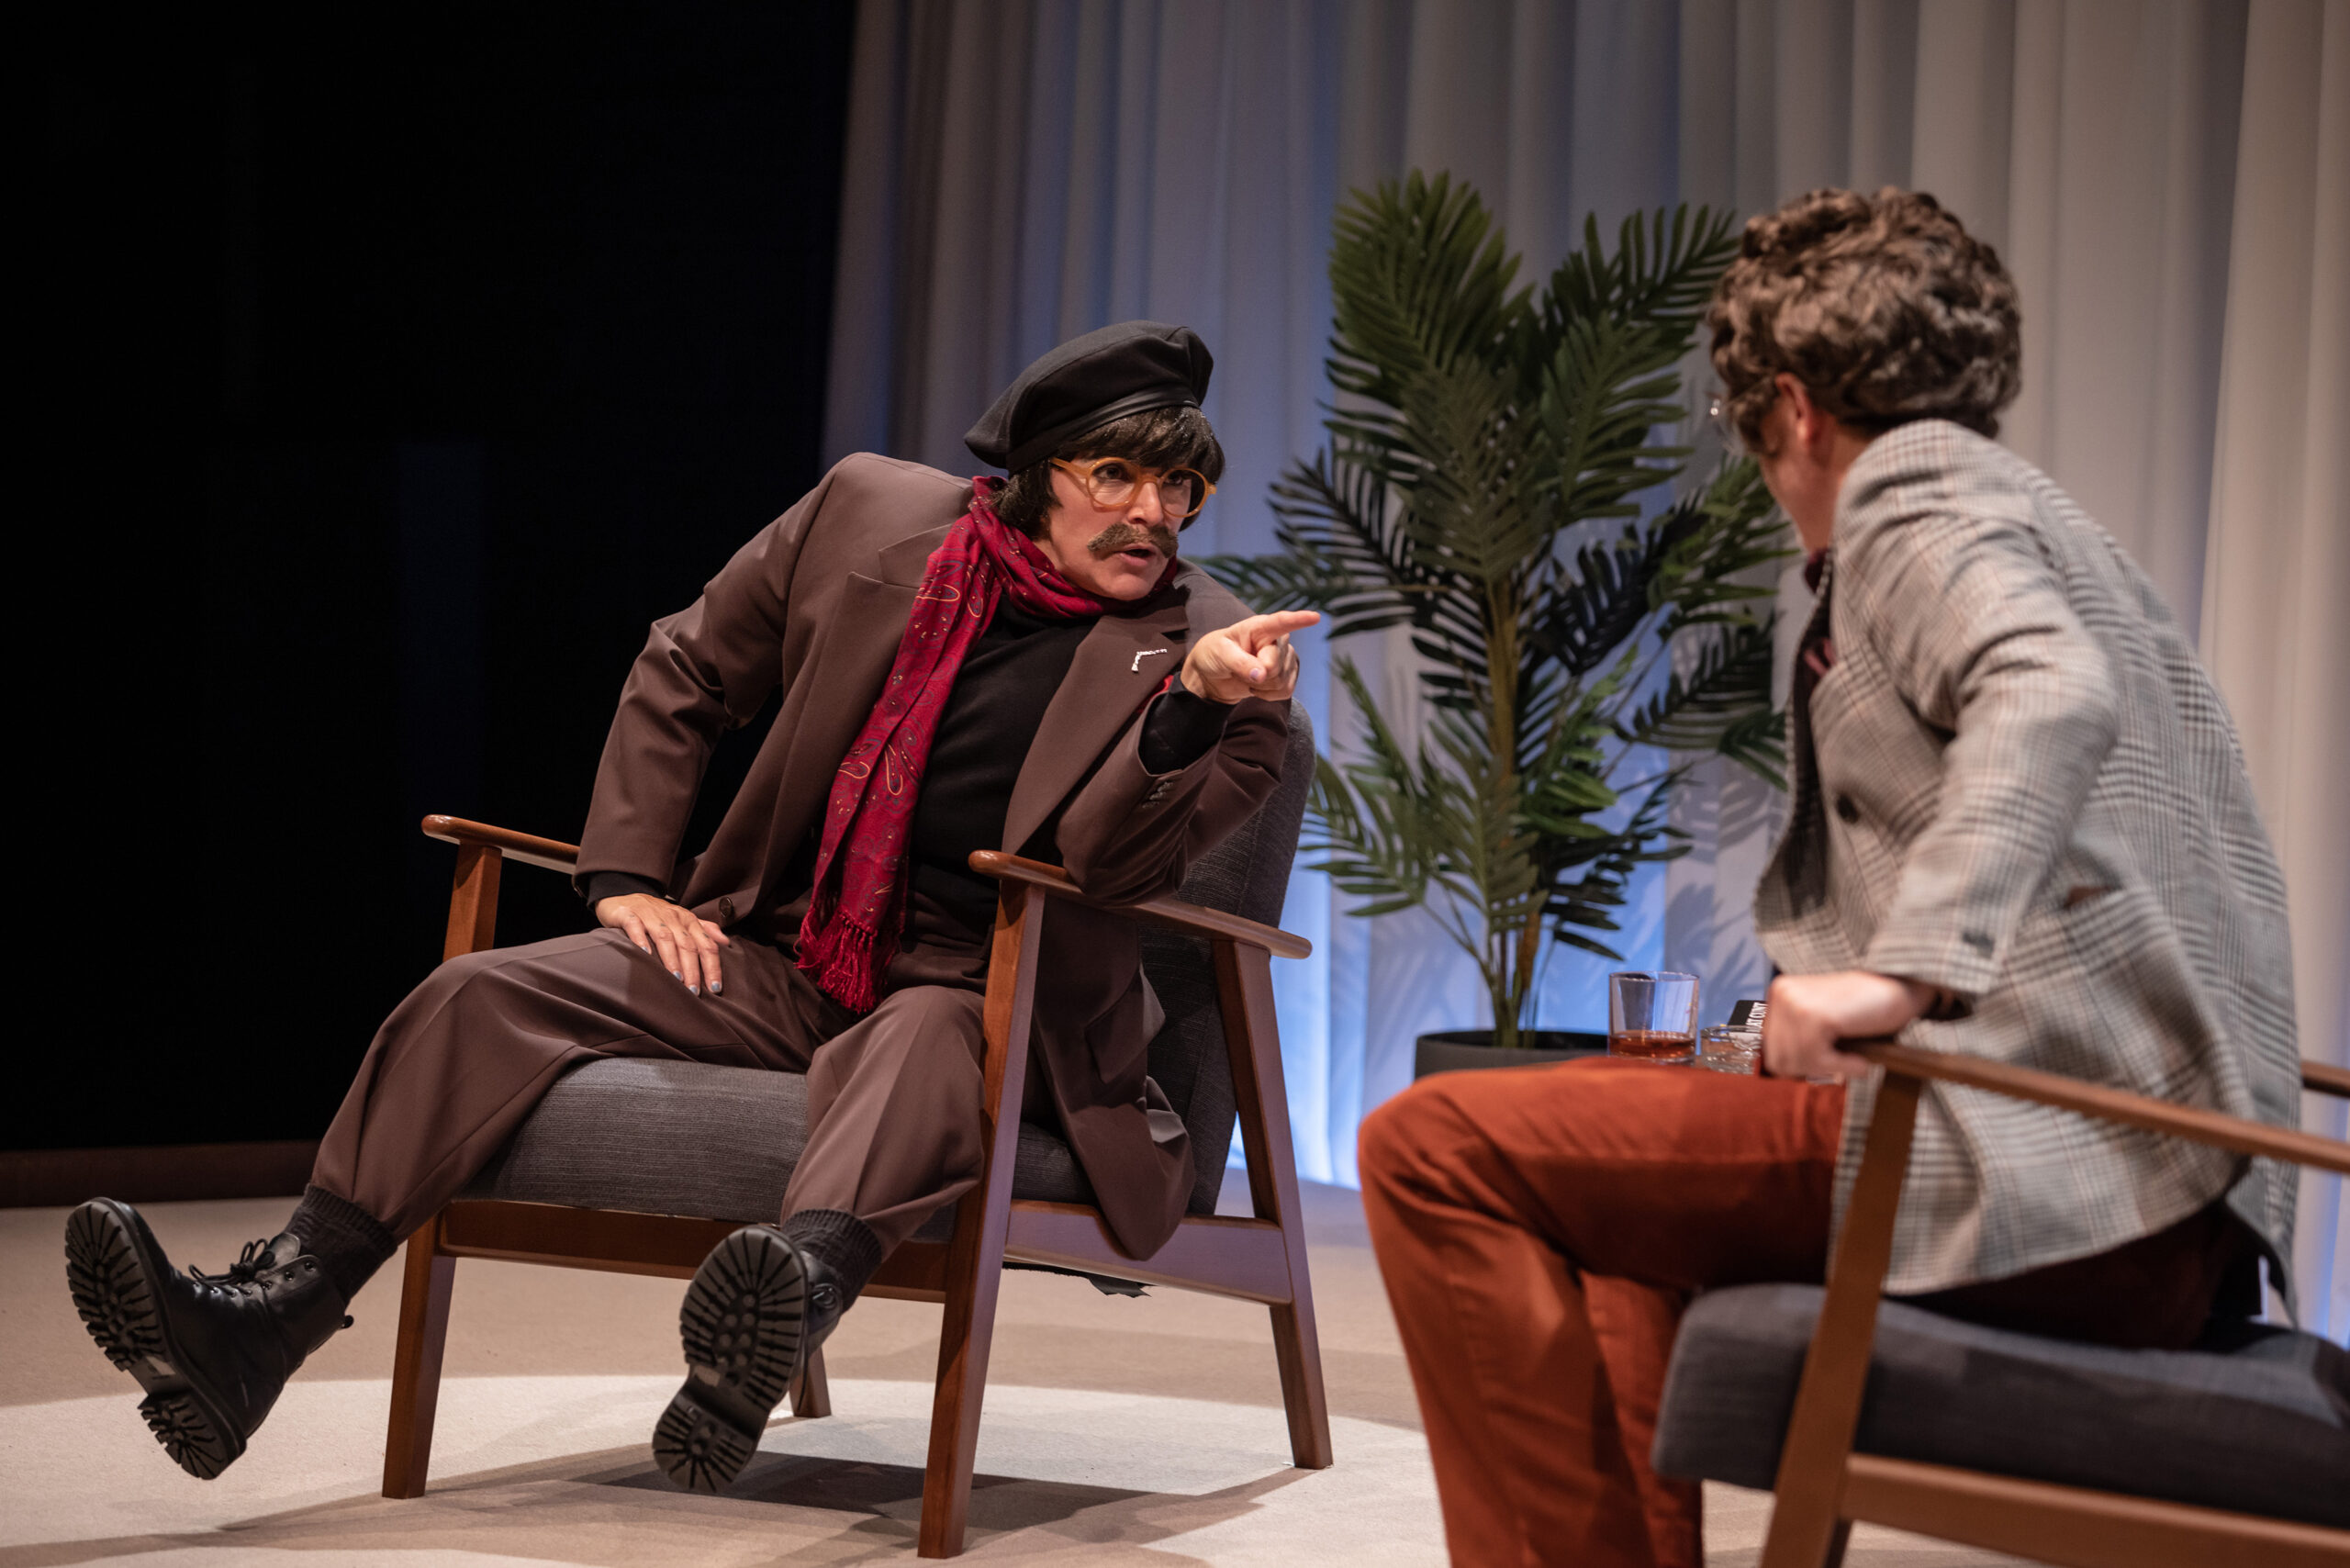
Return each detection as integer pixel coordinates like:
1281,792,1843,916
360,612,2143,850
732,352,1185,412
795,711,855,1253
1414,1029,1609,1079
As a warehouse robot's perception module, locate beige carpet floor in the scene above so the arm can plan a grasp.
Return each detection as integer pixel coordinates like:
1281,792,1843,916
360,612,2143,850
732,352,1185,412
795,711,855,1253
0,1178,2025,1566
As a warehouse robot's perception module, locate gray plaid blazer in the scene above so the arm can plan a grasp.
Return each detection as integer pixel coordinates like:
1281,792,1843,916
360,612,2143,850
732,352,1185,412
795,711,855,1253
1753,420,2300,1300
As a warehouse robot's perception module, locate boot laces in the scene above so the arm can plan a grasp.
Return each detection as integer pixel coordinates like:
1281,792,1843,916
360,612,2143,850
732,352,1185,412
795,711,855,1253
192,1238,275,1288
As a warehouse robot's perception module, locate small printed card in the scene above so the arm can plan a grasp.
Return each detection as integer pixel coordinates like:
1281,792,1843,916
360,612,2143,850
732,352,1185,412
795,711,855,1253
1727,999,1767,1030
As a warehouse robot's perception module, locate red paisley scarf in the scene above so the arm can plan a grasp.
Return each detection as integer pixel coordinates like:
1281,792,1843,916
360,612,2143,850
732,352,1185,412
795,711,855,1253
796,478,1180,1012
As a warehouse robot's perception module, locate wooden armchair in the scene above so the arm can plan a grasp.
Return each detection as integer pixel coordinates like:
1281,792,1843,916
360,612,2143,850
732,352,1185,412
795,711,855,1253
380,714,1330,1559
1656,1041,2350,1567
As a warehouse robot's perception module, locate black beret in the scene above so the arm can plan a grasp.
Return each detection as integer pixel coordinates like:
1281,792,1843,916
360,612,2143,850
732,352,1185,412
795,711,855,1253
965,320,1214,472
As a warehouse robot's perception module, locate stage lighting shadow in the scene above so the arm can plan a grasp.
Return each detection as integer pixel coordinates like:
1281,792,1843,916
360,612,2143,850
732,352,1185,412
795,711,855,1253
605,1448,1146,1525
0,1440,1307,1567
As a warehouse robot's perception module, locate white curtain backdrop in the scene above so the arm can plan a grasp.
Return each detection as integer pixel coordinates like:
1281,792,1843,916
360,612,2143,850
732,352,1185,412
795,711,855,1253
824,0,2349,1333
2202,0,2350,1335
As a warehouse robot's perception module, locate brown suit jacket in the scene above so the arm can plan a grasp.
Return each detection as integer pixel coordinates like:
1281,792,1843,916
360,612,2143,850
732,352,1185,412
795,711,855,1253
576,453,1290,1257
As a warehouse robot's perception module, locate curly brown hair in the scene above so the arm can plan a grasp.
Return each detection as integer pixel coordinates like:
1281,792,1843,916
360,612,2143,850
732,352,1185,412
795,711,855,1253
1707,187,2020,446
991,405,1226,538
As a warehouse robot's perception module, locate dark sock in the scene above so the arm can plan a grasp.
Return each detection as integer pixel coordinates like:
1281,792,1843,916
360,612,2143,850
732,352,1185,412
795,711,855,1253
285,1185,398,1304
780,1208,883,1301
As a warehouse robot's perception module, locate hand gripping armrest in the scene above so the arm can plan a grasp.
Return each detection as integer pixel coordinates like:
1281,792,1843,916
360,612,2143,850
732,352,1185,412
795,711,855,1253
966,850,1312,959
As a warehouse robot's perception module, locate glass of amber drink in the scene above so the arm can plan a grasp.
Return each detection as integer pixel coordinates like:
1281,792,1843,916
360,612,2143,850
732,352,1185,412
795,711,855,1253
1607,971,1699,1063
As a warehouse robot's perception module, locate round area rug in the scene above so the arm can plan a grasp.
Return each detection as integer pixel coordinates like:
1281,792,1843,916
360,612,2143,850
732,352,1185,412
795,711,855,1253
1,1375,2026,1566
0,1375,1441,1566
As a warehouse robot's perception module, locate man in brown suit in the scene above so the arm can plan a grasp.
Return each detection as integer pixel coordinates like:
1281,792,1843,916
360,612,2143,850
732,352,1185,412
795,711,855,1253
66,321,1315,1494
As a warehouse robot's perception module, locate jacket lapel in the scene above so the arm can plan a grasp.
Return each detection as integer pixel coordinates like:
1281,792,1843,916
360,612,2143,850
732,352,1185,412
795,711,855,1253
1002,594,1192,857
767,525,948,870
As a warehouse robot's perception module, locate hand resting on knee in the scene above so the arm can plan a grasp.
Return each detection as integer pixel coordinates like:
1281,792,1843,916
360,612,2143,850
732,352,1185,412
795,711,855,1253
596,893,734,995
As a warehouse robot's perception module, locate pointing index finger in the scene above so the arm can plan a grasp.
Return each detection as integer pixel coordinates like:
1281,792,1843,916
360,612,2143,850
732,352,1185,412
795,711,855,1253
1237,610,1320,650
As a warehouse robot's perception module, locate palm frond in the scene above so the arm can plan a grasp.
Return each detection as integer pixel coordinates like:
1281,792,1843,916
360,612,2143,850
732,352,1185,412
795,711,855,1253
1542,776,1688,958
1326,173,1531,421
1543,207,1740,347
1646,459,1795,636
1393,356,1551,590
1526,510,1689,678
1616,620,1787,784
1537,313,1691,525
1219,449,1452,639
1303,658,1449,915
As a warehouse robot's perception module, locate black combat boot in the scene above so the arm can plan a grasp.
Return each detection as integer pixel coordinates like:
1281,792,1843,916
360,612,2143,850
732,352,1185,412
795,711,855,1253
63,1198,352,1479
653,1209,880,1493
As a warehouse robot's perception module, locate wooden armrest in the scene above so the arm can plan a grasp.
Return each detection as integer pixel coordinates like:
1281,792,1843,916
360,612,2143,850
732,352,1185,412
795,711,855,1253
968,850,1312,959
2303,1058,2350,1100
1850,1039,2350,1176
421,815,581,876
409,826,1312,961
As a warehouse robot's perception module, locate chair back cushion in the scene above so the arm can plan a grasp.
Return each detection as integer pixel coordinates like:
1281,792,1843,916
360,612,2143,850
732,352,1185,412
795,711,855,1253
1653,1282,2350,1528
1145,701,1315,1214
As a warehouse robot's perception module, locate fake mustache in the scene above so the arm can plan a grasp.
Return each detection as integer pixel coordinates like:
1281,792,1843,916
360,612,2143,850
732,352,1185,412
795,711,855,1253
1086,521,1180,559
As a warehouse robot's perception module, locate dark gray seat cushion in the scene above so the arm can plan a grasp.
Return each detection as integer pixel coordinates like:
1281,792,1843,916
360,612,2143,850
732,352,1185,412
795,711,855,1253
464,1057,1084,1243
1653,1282,2350,1528
464,706,1317,1240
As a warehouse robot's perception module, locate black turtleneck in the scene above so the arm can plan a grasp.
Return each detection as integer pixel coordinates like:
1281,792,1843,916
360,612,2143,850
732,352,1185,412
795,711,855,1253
906,600,1096,924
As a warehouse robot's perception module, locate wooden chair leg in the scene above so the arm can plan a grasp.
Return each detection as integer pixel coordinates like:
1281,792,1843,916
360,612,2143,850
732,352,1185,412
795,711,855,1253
1268,1301,1334,1468
920,1193,1012,1559
1217,939,1335,1469
382,1212,457,1498
1822,1518,1854,1568
1759,1071,1922,1568
793,1343,832,1418
918,882,1045,1559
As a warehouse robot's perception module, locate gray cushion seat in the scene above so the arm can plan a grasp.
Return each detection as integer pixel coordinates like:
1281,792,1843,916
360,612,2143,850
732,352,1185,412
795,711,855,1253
1653,1282,2350,1529
466,1058,1085,1243
463,706,1317,1248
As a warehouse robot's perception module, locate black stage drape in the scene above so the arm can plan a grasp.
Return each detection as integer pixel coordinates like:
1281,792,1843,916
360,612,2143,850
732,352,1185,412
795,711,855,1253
19,7,856,1152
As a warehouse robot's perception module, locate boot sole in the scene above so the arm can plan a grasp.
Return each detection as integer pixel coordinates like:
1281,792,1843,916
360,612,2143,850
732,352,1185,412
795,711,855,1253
63,1200,244,1480
653,1226,808,1494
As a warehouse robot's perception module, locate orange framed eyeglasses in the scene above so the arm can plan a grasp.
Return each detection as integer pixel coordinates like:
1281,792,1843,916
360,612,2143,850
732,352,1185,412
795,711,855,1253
1051,456,1216,522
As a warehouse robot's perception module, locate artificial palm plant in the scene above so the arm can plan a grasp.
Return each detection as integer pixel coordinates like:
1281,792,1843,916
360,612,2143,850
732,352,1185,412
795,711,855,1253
1210,174,1790,1049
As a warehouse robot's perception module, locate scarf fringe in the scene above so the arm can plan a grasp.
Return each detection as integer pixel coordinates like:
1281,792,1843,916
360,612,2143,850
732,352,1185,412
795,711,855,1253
798,901,885,1014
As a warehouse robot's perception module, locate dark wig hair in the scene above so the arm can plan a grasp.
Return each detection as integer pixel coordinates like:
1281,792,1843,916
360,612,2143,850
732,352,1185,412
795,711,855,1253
1707,187,2021,446
991,404,1226,537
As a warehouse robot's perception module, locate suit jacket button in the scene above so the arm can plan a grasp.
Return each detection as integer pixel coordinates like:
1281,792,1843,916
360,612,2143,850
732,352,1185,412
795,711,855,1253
1834,794,1860,823
719,897,737,924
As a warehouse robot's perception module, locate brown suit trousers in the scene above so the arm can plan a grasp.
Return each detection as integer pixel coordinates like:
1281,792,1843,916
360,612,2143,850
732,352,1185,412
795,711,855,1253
309,905,1044,1249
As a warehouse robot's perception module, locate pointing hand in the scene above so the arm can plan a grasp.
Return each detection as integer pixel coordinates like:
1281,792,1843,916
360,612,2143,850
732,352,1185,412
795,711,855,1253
1180,610,1320,704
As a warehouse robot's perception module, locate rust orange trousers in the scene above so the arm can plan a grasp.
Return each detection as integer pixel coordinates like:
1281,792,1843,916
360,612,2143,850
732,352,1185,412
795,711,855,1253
1360,1060,1842,1568
1360,1058,2248,1568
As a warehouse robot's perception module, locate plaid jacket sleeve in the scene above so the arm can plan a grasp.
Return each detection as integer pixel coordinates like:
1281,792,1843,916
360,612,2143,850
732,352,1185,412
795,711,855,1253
1835,463,2121,1001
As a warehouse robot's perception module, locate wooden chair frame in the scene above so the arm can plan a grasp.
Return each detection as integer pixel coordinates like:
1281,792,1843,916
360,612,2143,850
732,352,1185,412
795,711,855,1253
1757,1037,2350,1568
383,815,1333,1558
